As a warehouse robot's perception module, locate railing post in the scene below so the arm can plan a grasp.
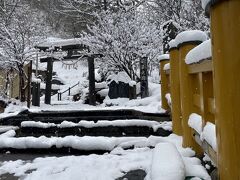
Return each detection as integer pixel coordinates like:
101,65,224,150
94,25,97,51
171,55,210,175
176,30,207,155
159,55,170,110
206,0,240,178
68,87,70,96
169,41,182,136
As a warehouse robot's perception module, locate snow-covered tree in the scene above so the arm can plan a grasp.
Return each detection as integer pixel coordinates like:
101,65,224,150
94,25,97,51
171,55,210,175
81,9,162,80
144,0,209,31
0,1,49,101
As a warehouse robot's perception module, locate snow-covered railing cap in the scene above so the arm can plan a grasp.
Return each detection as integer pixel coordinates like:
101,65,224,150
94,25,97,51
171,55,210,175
185,39,212,65
201,0,220,17
175,30,208,48
169,40,178,50
158,54,170,62
163,63,170,71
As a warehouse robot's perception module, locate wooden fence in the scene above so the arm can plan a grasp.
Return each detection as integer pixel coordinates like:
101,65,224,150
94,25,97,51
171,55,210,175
160,0,240,179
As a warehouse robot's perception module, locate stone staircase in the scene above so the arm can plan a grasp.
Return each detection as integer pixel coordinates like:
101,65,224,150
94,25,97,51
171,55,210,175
0,109,171,154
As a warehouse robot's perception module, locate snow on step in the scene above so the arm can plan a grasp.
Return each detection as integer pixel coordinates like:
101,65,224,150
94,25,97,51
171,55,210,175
151,142,185,180
21,119,172,131
185,39,212,64
0,126,19,133
175,30,208,47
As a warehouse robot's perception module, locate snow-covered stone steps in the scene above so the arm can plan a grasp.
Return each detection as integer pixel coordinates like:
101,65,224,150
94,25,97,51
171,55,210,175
0,109,170,126
17,120,172,138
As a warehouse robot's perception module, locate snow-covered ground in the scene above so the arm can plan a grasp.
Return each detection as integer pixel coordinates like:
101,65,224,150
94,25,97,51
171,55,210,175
0,134,210,180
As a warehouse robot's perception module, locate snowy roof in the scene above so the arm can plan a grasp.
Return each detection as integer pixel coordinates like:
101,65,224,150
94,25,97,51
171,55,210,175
185,39,212,64
107,72,132,84
163,63,170,71
37,38,81,47
36,37,86,51
175,30,208,48
158,54,170,62
169,40,177,49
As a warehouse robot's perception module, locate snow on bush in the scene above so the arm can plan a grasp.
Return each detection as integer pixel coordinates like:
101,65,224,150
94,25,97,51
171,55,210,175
175,30,208,47
185,40,212,64
201,122,217,151
188,113,203,134
158,54,170,62
107,71,131,84
151,142,185,180
163,63,170,70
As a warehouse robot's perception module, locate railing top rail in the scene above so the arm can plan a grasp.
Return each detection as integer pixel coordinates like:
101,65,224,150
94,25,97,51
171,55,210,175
58,81,80,94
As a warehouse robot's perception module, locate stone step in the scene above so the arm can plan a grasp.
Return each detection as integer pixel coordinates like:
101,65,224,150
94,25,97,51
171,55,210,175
0,109,171,126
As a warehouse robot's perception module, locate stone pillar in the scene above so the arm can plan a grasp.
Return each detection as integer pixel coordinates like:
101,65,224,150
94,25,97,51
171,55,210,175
140,57,149,98
207,0,240,178
88,56,96,106
45,57,53,104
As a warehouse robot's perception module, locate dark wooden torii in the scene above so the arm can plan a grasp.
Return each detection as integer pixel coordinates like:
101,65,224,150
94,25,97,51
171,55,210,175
35,39,102,106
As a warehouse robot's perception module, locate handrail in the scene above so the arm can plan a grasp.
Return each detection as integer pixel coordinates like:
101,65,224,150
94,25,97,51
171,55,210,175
60,81,80,94
57,81,80,100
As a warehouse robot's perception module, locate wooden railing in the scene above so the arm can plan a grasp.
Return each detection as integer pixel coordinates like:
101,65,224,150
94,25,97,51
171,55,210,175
161,34,217,164
161,3,240,176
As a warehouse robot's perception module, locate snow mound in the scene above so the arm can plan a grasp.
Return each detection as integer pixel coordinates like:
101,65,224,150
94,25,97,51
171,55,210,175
151,142,185,180
158,54,170,62
186,40,212,64
175,30,208,47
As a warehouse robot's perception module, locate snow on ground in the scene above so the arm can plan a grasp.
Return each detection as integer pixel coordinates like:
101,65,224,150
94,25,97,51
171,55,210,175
0,134,210,180
0,81,164,117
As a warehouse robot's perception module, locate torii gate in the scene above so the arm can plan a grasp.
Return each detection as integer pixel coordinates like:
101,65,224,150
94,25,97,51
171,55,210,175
35,38,102,106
